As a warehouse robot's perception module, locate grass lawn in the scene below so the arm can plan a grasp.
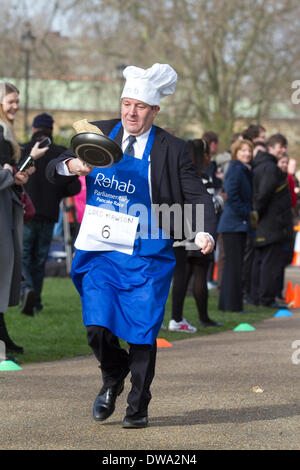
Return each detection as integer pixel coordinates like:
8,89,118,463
5,277,278,364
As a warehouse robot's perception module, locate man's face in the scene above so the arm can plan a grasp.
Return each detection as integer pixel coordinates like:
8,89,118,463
268,143,287,160
253,129,266,143
121,98,160,136
258,129,266,142
210,141,219,156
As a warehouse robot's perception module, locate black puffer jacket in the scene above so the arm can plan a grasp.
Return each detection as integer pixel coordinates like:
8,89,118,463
252,151,293,246
21,135,81,223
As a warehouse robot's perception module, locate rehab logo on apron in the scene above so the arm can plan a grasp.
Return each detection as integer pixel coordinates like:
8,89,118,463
74,122,155,255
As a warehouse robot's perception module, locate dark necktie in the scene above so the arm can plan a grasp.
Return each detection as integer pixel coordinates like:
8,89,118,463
124,135,136,156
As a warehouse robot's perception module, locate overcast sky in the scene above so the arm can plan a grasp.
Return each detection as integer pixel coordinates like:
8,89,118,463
2,0,72,35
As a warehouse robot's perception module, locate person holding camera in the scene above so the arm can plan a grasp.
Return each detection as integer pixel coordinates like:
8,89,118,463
20,113,81,316
0,82,47,355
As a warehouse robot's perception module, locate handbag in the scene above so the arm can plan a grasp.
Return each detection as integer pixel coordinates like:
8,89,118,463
20,188,36,222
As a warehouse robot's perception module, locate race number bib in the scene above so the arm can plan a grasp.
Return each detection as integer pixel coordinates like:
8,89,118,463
75,205,139,255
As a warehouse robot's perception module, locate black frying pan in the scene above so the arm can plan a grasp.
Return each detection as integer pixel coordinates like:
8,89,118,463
71,132,123,168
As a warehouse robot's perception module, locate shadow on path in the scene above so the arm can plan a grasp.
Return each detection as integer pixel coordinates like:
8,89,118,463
104,402,300,428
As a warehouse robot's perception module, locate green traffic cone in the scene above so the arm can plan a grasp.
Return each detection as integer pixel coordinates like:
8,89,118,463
0,360,22,371
233,323,256,332
0,339,22,370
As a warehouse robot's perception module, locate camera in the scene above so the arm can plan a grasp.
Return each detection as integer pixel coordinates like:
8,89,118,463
38,137,51,148
17,137,51,172
17,156,34,172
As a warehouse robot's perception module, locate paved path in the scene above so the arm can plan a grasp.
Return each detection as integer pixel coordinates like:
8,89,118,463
1,269,300,451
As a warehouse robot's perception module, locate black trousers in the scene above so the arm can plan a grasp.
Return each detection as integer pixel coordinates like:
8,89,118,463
276,239,294,298
171,246,211,322
171,246,187,322
218,232,247,312
250,242,286,306
242,233,255,298
86,325,157,418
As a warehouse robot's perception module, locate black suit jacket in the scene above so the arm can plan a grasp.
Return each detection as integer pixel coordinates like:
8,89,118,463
46,119,217,241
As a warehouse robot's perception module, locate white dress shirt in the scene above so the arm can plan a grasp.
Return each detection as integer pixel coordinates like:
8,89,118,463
122,128,151,159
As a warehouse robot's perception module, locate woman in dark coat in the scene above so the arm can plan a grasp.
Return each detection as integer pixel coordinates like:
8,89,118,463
217,139,253,312
0,82,46,354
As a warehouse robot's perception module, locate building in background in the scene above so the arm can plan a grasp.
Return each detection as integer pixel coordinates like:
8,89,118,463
3,75,300,156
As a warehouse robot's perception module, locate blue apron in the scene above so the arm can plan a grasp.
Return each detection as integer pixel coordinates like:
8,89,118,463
71,122,175,345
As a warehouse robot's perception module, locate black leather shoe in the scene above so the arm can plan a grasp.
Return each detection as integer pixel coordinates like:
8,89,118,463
198,319,222,327
122,416,148,429
260,301,286,309
244,295,258,306
6,342,24,354
93,380,124,421
21,288,35,316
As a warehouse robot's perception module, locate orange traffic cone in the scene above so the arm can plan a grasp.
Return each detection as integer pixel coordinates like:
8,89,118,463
213,262,218,281
292,232,300,266
291,284,300,307
156,338,173,348
293,220,300,231
285,281,294,304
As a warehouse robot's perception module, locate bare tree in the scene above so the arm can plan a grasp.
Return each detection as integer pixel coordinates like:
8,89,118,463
58,0,300,144
2,0,299,145
0,0,73,80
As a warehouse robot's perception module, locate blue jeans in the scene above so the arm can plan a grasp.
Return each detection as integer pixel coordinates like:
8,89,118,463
21,219,54,310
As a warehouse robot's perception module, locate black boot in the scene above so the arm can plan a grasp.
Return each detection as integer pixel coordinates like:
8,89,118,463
0,313,24,354
198,315,222,327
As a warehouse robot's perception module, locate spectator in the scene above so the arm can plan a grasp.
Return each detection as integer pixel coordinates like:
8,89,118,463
201,130,221,188
20,113,81,315
250,134,293,308
253,140,267,158
288,158,297,180
243,124,267,160
216,132,242,178
215,132,242,294
201,131,222,288
169,138,223,332
215,164,225,181
242,128,267,304
0,82,46,354
73,175,87,238
242,124,266,145
217,139,253,312
294,170,300,219
287,157,299,219
278,155,297,209
276,155,296,300
294,169,300,190
202,130,219,156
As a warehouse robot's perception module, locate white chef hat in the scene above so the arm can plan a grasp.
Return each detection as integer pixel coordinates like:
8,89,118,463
121,63,178,106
